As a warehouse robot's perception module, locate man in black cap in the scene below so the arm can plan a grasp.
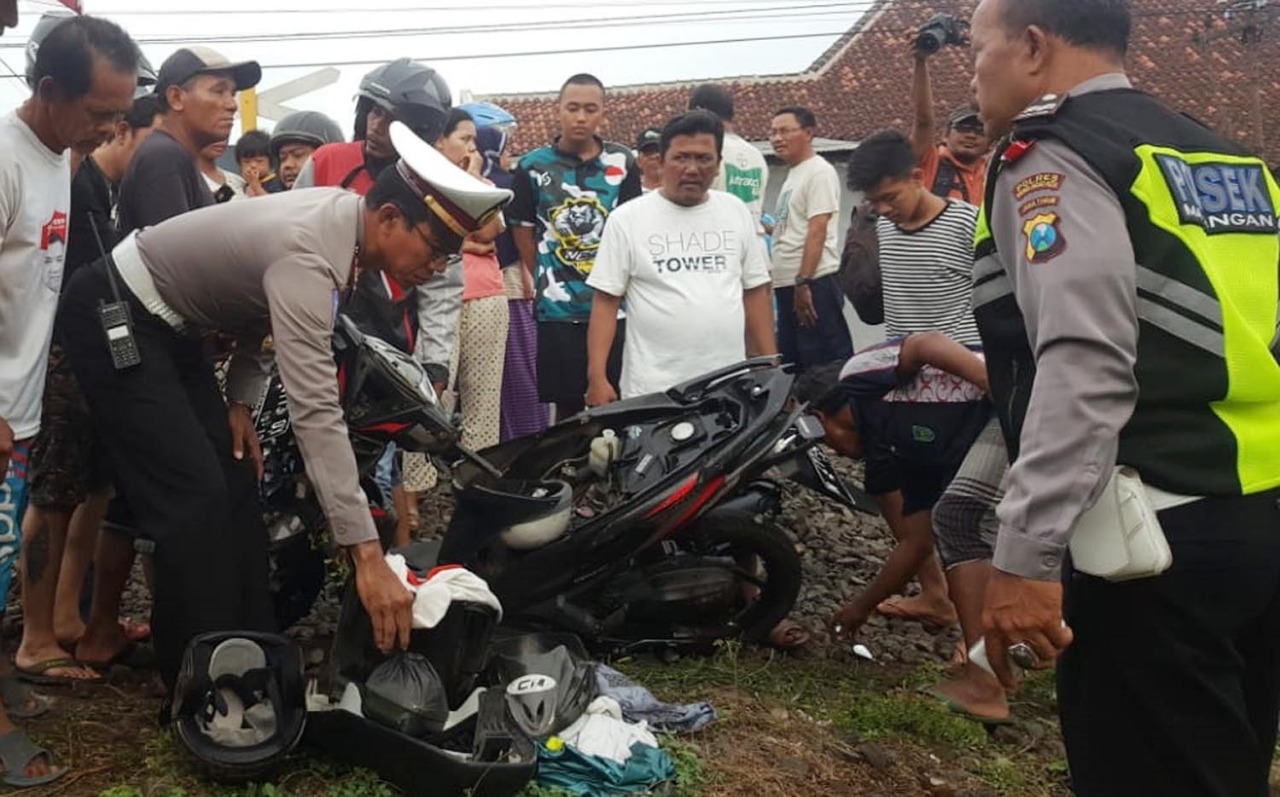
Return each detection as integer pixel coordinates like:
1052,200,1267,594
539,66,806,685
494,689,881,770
60,122,512,692
910,42,991,203
117,46,261,234
635,127,661,193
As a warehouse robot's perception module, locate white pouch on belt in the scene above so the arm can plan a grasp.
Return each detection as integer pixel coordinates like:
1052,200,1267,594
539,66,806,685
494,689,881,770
1068,466,1173,581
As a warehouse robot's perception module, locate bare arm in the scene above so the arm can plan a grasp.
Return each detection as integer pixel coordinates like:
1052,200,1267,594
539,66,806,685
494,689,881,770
462,239,496,255
793,212,834,327
743,284,777,357
800,213,832,281
898,331,989,394
469,213,504,245
910,53,936,162
585,290,623,406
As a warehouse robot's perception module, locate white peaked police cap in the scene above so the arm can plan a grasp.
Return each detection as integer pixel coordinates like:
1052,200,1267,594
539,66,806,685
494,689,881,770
389,120,513,237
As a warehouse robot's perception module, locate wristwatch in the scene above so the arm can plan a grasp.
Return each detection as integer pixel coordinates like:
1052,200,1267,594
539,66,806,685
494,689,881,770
795,275,816,287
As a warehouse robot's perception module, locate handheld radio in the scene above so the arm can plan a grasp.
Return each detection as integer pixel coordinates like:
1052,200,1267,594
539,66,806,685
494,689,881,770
87,216,142,370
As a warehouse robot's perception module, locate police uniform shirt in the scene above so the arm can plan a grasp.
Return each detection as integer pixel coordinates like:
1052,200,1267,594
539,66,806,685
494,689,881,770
130,188,379,547
980,73,1144,581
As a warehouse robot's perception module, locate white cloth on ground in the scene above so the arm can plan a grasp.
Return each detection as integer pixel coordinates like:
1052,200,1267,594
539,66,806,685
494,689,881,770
558,696,659,766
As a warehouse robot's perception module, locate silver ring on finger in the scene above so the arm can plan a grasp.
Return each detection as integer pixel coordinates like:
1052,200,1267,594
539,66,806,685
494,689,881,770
1007,641,1038,669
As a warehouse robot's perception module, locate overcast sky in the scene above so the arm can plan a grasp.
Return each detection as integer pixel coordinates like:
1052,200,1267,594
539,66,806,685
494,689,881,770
0,0,871,134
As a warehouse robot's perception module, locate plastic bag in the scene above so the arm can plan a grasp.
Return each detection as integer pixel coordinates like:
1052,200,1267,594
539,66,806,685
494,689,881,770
363,652,450,738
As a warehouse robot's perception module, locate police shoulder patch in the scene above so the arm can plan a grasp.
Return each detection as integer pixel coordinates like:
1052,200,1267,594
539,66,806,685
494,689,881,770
1014,93,1067,123
1022,212,1066,263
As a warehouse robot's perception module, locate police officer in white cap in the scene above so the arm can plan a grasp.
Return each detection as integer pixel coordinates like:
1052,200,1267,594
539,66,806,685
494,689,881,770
57,122,512,692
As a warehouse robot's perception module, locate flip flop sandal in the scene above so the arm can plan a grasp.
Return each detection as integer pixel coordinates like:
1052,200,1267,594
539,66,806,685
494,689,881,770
919,687,1014,728
16,658,104,687
0,673,50,720
0,730,67,788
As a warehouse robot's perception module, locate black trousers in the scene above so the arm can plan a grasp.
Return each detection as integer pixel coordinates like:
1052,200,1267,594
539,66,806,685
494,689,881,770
58,262,274,690
1059,488,1280,797
776,274,854,370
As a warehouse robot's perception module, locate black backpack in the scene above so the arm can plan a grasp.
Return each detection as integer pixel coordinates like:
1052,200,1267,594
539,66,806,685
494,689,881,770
837,201,883,325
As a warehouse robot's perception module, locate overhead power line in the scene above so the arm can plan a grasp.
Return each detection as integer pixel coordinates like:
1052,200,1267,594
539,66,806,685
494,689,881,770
10,2,870,45
0,29,853,75
2,0,1262,72
0,5,868,50
18,0,1266,20
59,0,864,11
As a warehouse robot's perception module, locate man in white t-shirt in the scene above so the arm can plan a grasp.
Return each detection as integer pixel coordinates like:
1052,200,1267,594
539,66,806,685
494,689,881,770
584,110,775,404
769,106,853,370
688,84,769,232
0,14,139,784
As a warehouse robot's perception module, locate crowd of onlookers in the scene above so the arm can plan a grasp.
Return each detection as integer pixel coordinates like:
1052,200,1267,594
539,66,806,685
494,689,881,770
0,6,1002,784
2,4,1278,797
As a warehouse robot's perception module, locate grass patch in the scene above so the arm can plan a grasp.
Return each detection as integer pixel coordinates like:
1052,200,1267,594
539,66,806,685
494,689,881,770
841,689,988,748
665,736,710,796
97,729,398,797
617,643,1075,796
969,754,1029,793
618,641,981,743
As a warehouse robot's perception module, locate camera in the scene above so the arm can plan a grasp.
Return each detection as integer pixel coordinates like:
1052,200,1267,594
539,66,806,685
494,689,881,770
915,13,970,54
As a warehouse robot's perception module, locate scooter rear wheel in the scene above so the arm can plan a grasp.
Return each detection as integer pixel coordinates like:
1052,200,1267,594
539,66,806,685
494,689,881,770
690,513,803,643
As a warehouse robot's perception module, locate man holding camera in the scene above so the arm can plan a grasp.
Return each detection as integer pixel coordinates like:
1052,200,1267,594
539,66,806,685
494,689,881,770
910,14,991,205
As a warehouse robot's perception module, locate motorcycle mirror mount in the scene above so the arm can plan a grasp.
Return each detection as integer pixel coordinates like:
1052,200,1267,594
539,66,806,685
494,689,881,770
454,443,505,481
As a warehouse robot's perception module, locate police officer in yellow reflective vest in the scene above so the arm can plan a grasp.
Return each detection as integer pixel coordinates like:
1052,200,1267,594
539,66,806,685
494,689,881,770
967,1,1280,795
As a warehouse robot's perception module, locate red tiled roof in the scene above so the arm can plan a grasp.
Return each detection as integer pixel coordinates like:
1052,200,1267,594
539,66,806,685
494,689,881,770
488,0,1280,164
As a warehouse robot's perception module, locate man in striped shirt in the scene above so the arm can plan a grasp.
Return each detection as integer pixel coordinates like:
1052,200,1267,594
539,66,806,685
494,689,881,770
853,130,981,347
841,130,980,626
845,129,1010,723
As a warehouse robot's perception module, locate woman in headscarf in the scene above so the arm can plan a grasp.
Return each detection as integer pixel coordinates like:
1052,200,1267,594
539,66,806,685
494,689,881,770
433,110,511,450
474,120,549,441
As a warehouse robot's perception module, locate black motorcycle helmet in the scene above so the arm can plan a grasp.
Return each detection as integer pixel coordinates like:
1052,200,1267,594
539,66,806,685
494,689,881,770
23,9,72,88
134,51,157,98
269,110,344,162
352,58,452,144
333,314,458,466
171,632,307,782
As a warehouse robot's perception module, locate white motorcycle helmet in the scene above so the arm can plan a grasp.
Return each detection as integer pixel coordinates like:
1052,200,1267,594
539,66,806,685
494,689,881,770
495,481,572,550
